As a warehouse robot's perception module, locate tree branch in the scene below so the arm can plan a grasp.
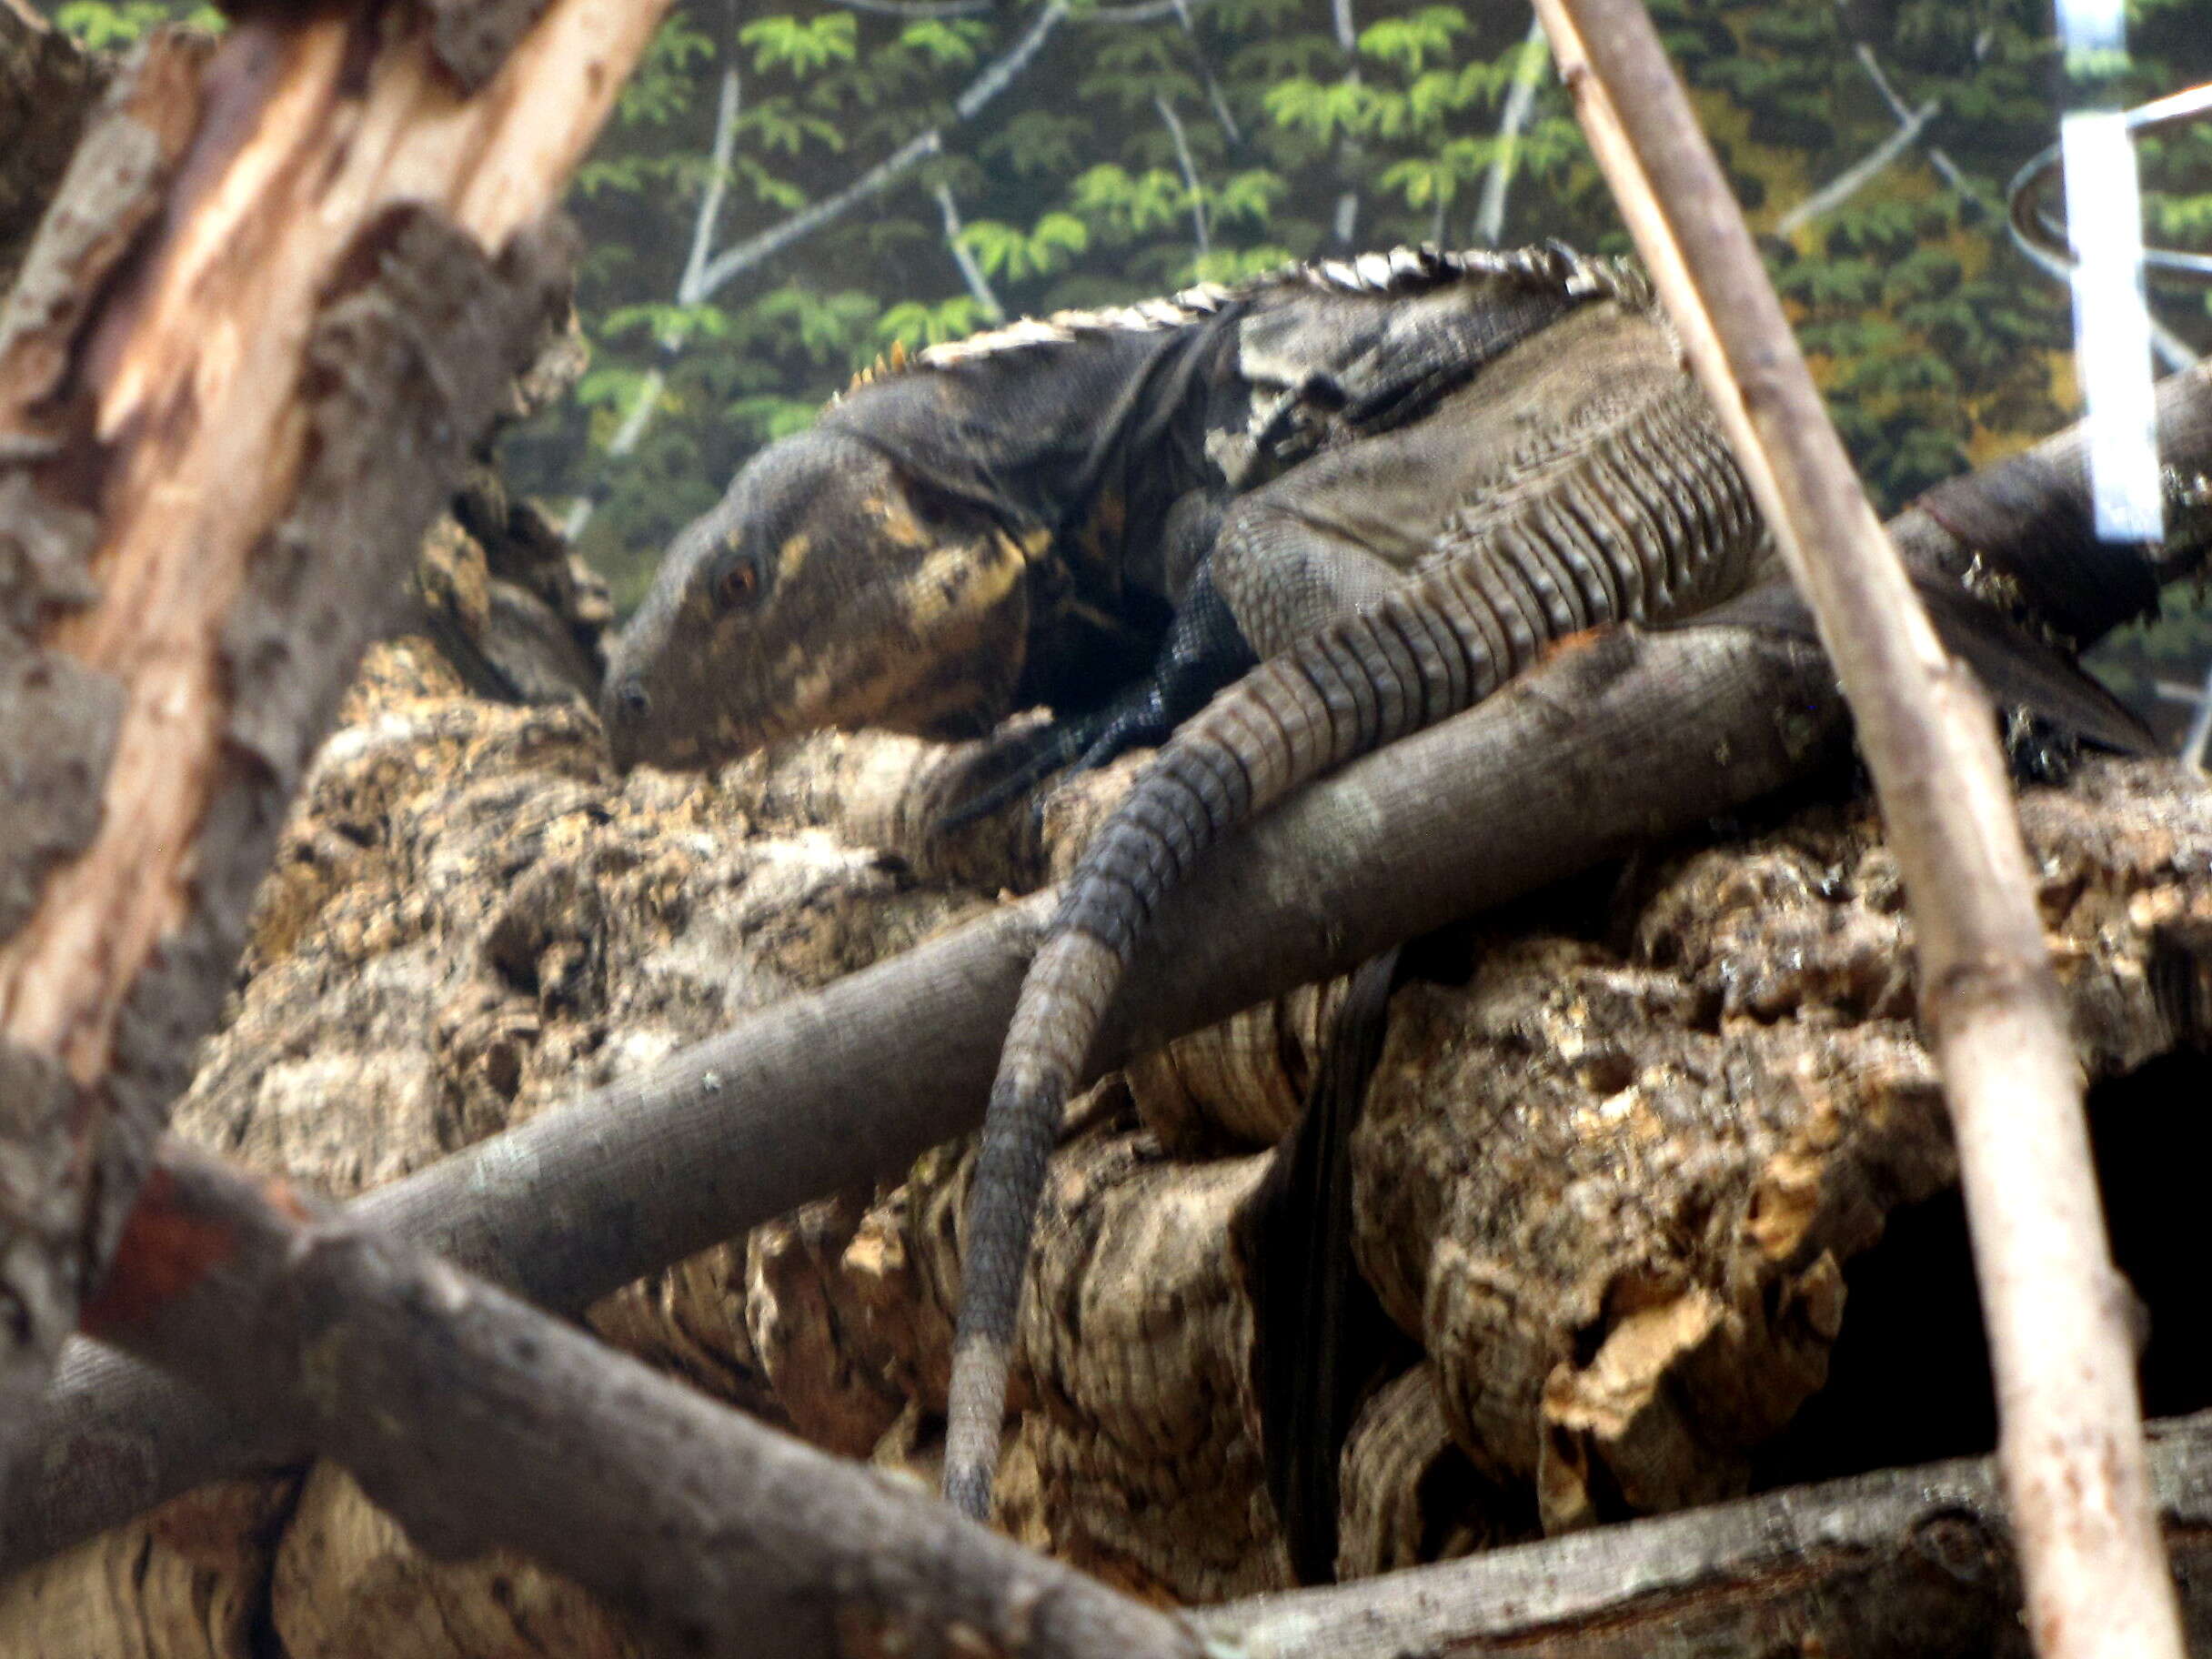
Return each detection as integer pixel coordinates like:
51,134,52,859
1845,38,2199,374
935,180,1007,325
564,62,741,540
1531,1,2185,1653
1171,0,1242,148
1198,1412,2212,1658
1155,92,1210,256
11,622,1842,1570
1774,96,1937,236
81,1140,1201,1659
0,0,658,1490
11,352,2212,1571
1472,14,1545,246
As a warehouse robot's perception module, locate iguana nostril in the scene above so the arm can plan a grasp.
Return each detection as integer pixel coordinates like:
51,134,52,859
614,678,650,721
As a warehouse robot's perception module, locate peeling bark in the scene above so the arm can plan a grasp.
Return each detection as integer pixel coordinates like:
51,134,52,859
0,0,661,1483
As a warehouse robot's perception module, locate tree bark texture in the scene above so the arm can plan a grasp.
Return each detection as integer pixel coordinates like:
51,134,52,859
0,0,666,1483
1201,1409,2212,1659
0,3,106,297
81,1139,1203,1659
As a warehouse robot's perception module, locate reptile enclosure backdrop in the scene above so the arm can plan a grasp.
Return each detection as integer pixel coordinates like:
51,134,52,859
3,5,2212,1657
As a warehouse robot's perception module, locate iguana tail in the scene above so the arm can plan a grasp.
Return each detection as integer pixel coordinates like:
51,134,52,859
942,375,1764,1522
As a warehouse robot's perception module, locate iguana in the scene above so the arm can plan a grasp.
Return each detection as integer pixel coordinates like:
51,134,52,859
604,246,1780,1521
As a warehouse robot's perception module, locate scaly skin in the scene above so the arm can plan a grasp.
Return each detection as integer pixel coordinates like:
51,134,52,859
596,247,1772,1525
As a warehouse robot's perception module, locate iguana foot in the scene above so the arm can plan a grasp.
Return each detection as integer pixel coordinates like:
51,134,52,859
937,570,1257,830
936,709,1126,830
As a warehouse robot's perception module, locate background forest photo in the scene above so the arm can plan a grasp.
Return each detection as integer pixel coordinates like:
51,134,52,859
41,0,2212,726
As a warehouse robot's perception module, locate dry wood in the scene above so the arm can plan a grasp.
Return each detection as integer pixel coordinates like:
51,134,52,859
85,1139,1202,1659
0,0,663,1483
1529,1,2187,1652
11,619,1841,1573
0,3,106,295
1194,1410,2212,1658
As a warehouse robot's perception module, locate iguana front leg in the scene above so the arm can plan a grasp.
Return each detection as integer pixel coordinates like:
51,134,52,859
941,568,1257,824
946,491,1419,823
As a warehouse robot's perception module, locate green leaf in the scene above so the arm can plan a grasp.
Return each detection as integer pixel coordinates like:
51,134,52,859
739,15,859,76
1357,6,1467,75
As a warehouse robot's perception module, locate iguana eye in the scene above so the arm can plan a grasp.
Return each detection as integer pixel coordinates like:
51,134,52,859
714,553,765,610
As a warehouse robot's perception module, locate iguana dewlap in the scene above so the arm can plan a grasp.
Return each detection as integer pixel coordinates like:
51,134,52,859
601,246,1774,1523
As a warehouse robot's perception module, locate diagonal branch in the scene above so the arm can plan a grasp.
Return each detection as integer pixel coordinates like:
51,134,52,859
1846,39,2198,373
1774,95,1938,236
564,62,742,540
83,1140,1199,1659
691,0,1069,305
1531,0,2186,1653
1473,14,1546,246
1156,92,1210,256
1199,1412,2212,1657
935,180,1007,324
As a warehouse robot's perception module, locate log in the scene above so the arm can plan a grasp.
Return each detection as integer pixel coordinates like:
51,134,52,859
1196,1410,2212,1658
80,1140,1202,1659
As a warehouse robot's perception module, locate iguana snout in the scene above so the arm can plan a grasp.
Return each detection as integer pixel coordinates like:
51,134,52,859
603,429,1034,771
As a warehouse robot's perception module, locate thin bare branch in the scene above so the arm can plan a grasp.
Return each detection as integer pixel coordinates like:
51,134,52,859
565,63,742,540
1775,96,1937,236
1846,40,2198,374
1155,92,1210,256
935,180,1007,323
1171,0,1242,146
1531,1,2185,1653
1473,14,1546,246
84,1141,1201,1659
693,0,1068,304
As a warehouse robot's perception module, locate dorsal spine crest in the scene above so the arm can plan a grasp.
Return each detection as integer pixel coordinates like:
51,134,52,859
837,244,1654,388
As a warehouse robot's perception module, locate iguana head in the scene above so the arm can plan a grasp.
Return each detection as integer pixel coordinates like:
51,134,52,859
602,427,1039,771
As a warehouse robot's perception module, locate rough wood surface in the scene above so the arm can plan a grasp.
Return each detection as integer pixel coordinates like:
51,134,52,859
87,1139,1206,1659
1202,1409,2212,1658
16,352,2207,1595
1535,3,2186,1651
0,3,106,297
0,0,659,1486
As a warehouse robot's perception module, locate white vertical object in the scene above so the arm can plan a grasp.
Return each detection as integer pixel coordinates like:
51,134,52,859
2059,111,2165,541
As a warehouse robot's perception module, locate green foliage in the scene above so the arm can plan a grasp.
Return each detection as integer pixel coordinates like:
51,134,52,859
50,0,218,45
